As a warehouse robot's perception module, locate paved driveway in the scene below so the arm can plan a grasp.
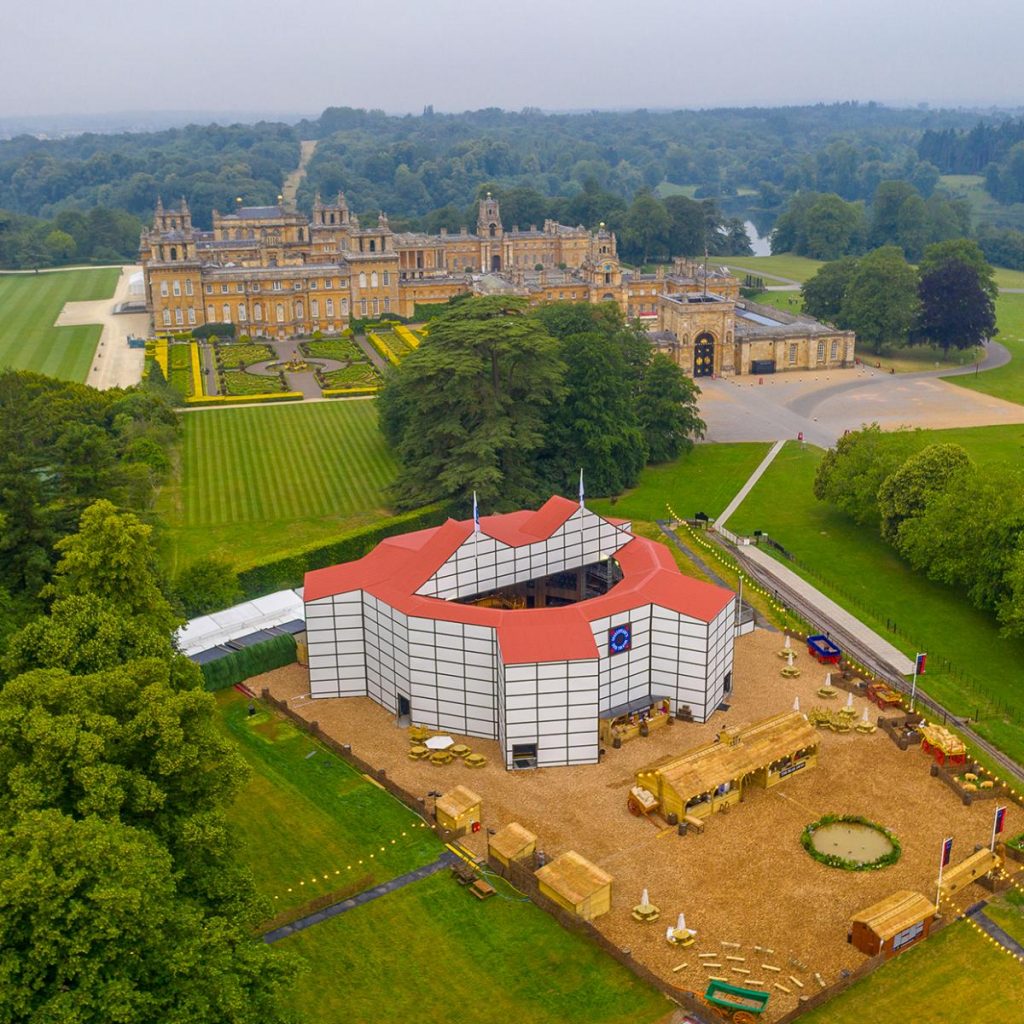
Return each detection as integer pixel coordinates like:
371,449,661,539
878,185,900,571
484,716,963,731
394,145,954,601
700,347,1024,446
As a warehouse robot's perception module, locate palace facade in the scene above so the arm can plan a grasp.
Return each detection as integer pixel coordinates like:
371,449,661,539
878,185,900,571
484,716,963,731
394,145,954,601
140,193,854,377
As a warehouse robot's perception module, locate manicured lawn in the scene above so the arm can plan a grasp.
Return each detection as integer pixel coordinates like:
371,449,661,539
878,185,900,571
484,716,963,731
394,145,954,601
748,290,804,314
589,441,771,523
799,921,1024,1024
217,690,441,916
280,870,670,1024
712,253,824,283
984,889,1024,948
946,292,1024,406
727,439,1024,764
157,400,397,571
0,268,120,381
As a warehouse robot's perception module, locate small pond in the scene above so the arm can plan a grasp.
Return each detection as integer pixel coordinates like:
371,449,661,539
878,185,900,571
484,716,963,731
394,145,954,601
810,821,894,864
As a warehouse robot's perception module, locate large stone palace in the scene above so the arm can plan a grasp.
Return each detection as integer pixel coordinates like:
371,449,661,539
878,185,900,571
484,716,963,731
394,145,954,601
140,193,854,377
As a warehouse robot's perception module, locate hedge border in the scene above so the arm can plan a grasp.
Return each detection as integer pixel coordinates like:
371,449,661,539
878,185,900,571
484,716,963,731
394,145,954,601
185,392,304,406
322,386,381,398
236,504,447,599
200,632,297,691
801,814,902,871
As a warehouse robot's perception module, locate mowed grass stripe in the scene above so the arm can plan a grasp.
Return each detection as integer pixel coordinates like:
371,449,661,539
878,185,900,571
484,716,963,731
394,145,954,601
181,401,396,528
0,269,120,381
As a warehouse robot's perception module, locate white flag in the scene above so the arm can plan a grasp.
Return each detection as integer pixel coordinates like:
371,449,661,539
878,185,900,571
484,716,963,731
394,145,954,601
473,491,480,534
579,468,585,509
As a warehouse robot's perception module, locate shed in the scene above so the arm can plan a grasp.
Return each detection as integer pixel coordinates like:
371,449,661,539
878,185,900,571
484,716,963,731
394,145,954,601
435,786,482,835
635,711,818,821
535,850,612,921
488,822,537,867
850,890,936,958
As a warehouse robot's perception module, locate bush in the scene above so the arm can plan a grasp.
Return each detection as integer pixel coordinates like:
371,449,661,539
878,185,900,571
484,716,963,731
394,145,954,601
193,322,237,340
236,505,446,599
199,633,297,690
174,555,243,617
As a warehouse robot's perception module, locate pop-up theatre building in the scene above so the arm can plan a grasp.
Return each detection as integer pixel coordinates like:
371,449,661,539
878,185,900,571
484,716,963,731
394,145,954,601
304,497,736,769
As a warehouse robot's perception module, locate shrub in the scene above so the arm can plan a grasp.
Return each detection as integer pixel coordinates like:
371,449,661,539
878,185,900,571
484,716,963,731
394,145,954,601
236,505,446,598
193,322,237,339
174,555,243,617
199,633,297,690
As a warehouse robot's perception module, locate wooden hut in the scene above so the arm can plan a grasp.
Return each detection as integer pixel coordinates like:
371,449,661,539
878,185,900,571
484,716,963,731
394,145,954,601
535,851,612,921
435,786,482,835
634,711,818,822
849,890,936,958
488,822,537,867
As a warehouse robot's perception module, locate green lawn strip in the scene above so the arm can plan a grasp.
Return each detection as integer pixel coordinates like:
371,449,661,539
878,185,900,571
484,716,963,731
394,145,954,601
798,921,1024,1024
280,870,670,1024
589,441,771,524
726,441,1024,764
712,253,825,283
983,891,1024,948
156,400,396,572
945,293,1024,406
217,690,441,916
0,268,120,381
168,342,193,398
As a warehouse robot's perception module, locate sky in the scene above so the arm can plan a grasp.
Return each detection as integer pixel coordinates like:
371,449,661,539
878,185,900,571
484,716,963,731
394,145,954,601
4,0,1023,119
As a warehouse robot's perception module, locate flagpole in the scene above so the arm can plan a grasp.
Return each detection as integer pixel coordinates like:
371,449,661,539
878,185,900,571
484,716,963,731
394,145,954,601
936,838,950,913
910,653,921,712
991,806,1005,852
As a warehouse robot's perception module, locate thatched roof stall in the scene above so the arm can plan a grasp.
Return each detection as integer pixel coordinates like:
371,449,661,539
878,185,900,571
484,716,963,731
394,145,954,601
850,890,936,957
636,711,818,821
435,786,482,835
488,822,537,866
535,850,613,921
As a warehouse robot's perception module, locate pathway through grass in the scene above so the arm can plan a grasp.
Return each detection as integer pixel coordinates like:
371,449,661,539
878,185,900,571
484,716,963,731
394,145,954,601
0,268,120,380
727,438,1024,764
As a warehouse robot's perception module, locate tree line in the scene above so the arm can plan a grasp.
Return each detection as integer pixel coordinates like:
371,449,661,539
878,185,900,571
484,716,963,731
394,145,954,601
378,297,705,513
815,426,1024,638
800,239,997,356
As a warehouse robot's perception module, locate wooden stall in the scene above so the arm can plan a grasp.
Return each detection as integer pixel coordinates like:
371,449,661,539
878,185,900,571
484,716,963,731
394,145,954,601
633,711,818,822
435,786,482,836
939,848,1002,899
599,698,672,748
488,822,537,867
535,850,613,921
849,890,936,958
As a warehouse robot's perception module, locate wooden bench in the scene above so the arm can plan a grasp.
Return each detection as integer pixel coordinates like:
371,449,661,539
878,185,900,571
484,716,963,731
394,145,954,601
684,814,706,834
451,861,477,886
470,879,496,900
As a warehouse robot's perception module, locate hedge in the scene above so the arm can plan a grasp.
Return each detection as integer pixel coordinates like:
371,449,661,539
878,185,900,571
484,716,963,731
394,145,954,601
185,392,304,406
200,632,297,691
236,504,447,599
323,387,381,398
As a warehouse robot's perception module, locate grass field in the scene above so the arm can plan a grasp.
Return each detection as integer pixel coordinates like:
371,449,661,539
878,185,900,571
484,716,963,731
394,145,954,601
712,253,824,283
589,442,771,524
938,173,1024,234
984,889,1024,948
279,870,670,1024
727,438,1024,763
945,292,1024,405
799,921,1024,1024
0,268,120,381
217,690,441,916
158,400,396,571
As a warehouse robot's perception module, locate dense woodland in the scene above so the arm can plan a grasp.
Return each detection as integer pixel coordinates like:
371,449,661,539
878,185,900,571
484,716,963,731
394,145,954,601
5,103,1024,268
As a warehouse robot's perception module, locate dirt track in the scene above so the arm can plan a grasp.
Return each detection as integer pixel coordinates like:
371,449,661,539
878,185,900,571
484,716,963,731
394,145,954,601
257,628,1017,1019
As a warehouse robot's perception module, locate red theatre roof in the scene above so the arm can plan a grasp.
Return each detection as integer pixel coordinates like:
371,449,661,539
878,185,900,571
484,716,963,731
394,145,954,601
304,496,734,664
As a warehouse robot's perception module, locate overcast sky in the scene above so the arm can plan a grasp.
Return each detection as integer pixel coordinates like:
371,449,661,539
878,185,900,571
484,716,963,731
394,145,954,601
4,0,1022,119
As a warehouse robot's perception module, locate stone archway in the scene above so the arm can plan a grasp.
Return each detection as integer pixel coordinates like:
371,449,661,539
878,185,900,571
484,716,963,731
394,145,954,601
694,332,715,377
491,254,501,272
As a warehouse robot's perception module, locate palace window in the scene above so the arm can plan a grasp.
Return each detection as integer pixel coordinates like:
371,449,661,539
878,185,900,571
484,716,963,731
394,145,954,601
237,283,245,293
160,281,168,297
817,340,825,361
383,271,390,286
252,282,261,292
326,299,334,317
293,281,301,290
172,280,181,296
360,300,367,315
323,278,332,288
831,340,839,360
254,305,263,322
206,305,215,321
372,299,379,315
205,284,213,295
238,304,247,321
272,281,282,292
311,300,319,318
174,308,183,325
310,280,318,290
184,279,193,296
384,298,390,312
371,272,378,288
187,308,195,325
276,304,284,323
340,298,348,315
222,304,231,322
359,272,367,289
221,284,229,294
789,344,798,364
296,301,304,319
162,310,171,325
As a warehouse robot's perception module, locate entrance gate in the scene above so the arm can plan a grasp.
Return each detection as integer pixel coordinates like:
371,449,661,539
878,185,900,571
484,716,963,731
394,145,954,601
694,333,715,377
